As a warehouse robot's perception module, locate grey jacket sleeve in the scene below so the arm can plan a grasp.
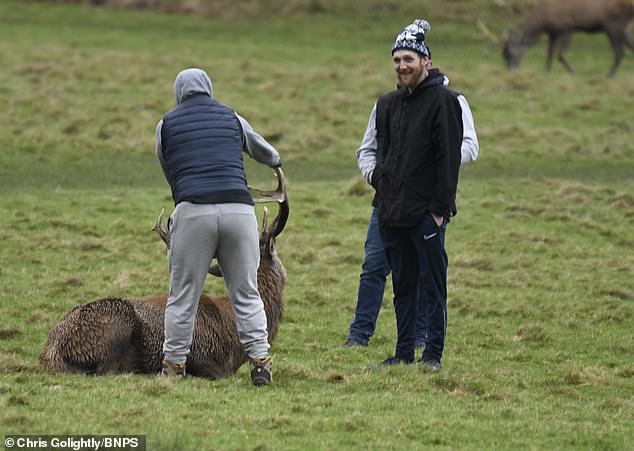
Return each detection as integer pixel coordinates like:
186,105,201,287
155,119,171,184
356,103,378,185
457,95,479,164
236,113,281,168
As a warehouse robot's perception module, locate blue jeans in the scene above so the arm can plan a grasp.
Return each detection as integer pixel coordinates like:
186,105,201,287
380,212,448,363
347,208,438,347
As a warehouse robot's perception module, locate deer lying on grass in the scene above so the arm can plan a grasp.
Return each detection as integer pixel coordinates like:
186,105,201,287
479,0,634,77
40,168,288,379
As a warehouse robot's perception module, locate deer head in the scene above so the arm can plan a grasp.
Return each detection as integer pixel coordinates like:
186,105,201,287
501,29,525,69
152,167,288,276
254,167,288,266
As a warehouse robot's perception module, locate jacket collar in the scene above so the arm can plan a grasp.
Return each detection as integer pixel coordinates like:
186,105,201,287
398,68,446,97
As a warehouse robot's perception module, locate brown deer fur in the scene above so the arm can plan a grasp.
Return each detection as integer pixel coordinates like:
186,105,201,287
502,0,634,76
41,179,288,379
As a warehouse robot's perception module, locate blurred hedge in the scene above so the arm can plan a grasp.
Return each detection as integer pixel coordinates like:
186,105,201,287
32,0,536,19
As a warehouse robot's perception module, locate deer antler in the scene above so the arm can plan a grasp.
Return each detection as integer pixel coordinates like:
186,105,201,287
249,167,289,237
477,19,502,48
152,208,169,248
268,192,288,239
152,167,288,269
248,167,286,203
152,208,222,277
153,167,287,243
249,167,289,238
252,167,289,238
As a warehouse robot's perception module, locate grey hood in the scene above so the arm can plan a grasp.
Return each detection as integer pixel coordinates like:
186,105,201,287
173,68,214,104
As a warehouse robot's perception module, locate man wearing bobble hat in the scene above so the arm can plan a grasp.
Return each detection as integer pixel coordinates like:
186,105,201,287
344,20,478,354
367,19,466,370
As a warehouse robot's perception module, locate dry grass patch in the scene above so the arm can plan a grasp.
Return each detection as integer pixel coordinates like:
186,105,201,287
563,366,610,386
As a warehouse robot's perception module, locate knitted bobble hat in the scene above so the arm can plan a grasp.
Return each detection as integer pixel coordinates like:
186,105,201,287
391,19,432,58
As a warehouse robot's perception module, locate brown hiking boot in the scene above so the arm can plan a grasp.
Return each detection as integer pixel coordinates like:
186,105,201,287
250,356,272,386
160,358,186,377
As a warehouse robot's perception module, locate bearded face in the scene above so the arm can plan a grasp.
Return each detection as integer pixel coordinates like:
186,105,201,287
392,49,429,90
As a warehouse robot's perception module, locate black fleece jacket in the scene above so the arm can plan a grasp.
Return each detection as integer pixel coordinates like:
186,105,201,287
372,70,463,228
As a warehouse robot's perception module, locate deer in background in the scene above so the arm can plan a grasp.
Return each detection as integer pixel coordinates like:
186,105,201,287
41,168,288,379
479,0,634,77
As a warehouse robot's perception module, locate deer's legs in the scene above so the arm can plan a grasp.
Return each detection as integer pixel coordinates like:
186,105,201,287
556,33,574,73
622,27,634,52
546,33,556,70
606,30,625,77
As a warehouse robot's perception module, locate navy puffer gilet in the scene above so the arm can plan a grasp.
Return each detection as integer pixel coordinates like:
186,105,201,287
161,94,253,206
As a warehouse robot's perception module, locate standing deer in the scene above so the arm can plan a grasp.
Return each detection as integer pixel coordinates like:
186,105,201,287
480,0,634,77
40,168,288,379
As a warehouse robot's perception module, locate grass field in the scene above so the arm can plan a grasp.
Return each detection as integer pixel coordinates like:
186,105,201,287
1,1,633,449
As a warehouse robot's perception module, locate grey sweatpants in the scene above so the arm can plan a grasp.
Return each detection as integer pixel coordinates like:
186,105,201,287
163,202,269,364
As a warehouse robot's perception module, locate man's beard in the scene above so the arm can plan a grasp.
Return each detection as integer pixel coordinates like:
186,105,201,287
397,67,425,89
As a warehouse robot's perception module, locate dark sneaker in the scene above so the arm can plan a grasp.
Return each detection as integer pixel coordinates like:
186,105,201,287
343,338,367,348
160,359,186,377
419,359,442,372
380,356,414,366
250,356,272,386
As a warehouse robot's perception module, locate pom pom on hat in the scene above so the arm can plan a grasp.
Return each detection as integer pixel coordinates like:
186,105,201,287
391,19,432,58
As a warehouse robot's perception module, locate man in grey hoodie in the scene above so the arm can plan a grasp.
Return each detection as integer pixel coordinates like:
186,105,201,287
155,68,281,385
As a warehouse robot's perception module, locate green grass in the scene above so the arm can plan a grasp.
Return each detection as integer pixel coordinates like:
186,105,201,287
1,1,633,449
